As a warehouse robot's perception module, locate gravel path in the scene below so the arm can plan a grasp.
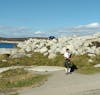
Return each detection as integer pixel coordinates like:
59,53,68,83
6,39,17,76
18,70,100,95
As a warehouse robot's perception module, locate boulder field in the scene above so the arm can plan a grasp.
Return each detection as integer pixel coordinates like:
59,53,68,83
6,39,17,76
0,33,100,59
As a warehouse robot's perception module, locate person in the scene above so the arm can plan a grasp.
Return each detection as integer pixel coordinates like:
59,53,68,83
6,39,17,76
64,48,72,74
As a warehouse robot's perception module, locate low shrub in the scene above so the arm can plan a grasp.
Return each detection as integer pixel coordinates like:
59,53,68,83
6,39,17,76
0,54,9,61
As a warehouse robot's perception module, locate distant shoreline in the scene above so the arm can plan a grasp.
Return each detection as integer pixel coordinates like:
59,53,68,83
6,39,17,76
0,40,20,44
0,37,49,44
0,37,48,41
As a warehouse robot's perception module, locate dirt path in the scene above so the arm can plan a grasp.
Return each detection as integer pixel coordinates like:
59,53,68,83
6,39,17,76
18,70,100,95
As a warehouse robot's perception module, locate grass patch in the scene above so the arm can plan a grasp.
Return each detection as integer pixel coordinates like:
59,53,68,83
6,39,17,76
9,93,19,95
0,54,9,61
0,52,100,74
92,55,100,65
0,52,64,67
71,54,100,74
77,66,100,74
0,68,48,92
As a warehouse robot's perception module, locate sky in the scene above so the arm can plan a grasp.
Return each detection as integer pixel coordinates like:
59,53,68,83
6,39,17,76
0,0,100,38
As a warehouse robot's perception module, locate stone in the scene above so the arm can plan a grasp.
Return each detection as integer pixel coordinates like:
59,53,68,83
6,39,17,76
88,59,93,63
10,52,25,58
1,59,7,62
94,64,100,68
40,47,48,53
25,46,32,52
88,53,96,57
43,52,49,56
15,33,100,58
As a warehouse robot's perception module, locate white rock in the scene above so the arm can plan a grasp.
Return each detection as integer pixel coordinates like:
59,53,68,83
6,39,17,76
95,48,100,54
0,48,12,54
25,46,32,52
52,39,58,43
15,33,100,58
66,44,74,51
10,52,25,58
94,64,100,68
40,47,48,53
88,53,96,57
43,52,49,56
2,59,7,62
86,47,96,54
88,59,93,63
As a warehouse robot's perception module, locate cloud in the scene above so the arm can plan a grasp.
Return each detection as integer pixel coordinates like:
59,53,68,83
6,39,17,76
0,26,30,32
52,22,100,37
72,22,100,34
0,25,47,38
0,22,100,38
0,25,34,38
34,31,43,35
76,22,100,28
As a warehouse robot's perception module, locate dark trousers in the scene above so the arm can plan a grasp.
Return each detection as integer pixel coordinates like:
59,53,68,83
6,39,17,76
64,59,71,68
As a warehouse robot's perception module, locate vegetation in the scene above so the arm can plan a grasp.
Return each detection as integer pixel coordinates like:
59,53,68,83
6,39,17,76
0,54,9,61
0,52,64,67
9,93,19,95
0,52,100,74
0,68,48,93
71,54,100,74
0,52,100,94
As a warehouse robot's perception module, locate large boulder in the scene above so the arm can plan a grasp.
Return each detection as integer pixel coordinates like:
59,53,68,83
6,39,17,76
94,64,100,68
25,46,32,52
10,49,25,58
0,48,12,54
40,47,48,54
10,52,25,58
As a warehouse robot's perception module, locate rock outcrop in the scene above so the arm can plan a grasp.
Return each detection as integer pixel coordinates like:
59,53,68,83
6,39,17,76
17,33,100,59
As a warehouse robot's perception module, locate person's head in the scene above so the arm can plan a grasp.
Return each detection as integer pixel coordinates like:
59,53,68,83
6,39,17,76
66,48,69,52
66,48,69,51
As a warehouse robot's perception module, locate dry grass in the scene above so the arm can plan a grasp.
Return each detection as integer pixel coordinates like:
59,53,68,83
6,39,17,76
0,68,48,91
0,52,100,74
71,54,100,74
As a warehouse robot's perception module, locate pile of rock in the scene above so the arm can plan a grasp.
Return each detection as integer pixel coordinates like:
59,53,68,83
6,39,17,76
17,33,100,59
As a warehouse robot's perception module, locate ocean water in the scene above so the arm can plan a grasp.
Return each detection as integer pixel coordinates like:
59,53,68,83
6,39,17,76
0,43,16,48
